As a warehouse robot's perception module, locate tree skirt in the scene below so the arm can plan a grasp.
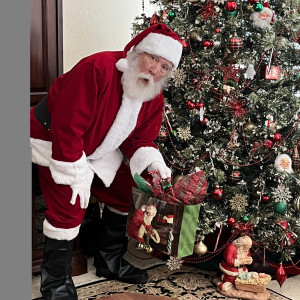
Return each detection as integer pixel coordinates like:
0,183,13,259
73,265,290,300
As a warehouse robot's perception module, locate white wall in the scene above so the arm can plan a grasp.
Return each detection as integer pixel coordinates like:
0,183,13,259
62,0,157,72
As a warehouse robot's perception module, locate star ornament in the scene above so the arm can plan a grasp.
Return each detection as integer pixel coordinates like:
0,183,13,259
198,0,219,20
220,61,243,83
227,97,248,119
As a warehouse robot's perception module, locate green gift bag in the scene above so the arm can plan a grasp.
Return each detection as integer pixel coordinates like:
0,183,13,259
127,187,201,258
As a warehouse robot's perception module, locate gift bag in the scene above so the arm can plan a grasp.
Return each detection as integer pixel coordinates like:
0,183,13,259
126,170,207,258
127,187,201,258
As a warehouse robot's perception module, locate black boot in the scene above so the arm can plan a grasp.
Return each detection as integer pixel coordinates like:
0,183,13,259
40,237,78,300
94,206,148,284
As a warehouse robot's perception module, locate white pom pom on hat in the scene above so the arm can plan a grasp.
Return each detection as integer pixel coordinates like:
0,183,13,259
117,23,183,71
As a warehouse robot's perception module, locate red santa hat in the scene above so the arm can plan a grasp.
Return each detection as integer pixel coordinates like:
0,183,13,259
122,23,183,69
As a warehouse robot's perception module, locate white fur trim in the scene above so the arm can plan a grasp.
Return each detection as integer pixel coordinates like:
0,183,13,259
219,263,239,277
88,96,142,158
43,219,80,241
134,32,182,68
129,147,165,177
30,138,52,166
116,58,128,72
88,149,123,187
49,153,89,185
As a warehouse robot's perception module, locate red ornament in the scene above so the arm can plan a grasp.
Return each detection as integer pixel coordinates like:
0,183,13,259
227,37,243,52
150,13,159,26
227,217,236,226
276,264,287,287
211,186,224,200
252,141,262,153
195,101,204,110
215,28,220,33
225,1,237,12
158,130,167,142
248,0,258,4
203,40,214,48
261,194,271,203
201,117,208,125
273,132,282,143
186,100,195,110
264,139,274,148
180,39,188,48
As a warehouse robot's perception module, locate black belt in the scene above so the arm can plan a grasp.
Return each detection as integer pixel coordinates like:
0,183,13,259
34,95,51,131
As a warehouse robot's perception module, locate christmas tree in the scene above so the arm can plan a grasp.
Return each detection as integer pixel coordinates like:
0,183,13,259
132,0,300,274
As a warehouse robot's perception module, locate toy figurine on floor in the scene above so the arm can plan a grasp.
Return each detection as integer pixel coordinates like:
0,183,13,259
214,235,272,300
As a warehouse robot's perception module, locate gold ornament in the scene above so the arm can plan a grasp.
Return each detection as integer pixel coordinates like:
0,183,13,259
173,174,184,184
243,118,256,131
294,195,300,212
193,241,208,256
190,30,202,42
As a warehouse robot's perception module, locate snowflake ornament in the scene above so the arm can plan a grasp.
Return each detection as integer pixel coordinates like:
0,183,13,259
166,256,183,270
172,68,187,87
229,194,248,212
271,184,293,203
177,126,192,140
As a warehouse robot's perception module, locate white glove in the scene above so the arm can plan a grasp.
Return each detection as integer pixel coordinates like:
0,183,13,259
147,162,171,179
70,168,94,209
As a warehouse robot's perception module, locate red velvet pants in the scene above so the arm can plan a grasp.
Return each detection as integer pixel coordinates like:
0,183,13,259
37,162,137,230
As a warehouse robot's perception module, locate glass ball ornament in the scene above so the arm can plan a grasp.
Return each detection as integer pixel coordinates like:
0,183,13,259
225,1,237,12
227,217,236,226
193,241,208,256
248,0,258,4
254,3,263,12
273,132,282,143
227,170,242,183
243,119,256,131
168,11,176,21
211,186,224,200
227,36,243,52
274,201,287,214
293,195,300,212
261,194,271,204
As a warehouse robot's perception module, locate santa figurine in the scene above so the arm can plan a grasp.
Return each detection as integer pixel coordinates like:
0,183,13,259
218,235,253,292
275,154,294,174
250,3,274,29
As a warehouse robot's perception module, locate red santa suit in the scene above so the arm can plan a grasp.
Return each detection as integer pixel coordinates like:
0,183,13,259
30,24,183,241
218,237,252,291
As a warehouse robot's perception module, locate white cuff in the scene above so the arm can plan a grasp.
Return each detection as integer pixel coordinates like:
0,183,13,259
129,147,165,177
49,152,89,185
43,219,80,241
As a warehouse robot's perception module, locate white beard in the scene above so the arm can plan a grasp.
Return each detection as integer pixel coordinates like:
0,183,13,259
121,55,168,102
250,8,273,29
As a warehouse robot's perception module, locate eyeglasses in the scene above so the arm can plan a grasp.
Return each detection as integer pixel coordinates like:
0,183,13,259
143,52,173,75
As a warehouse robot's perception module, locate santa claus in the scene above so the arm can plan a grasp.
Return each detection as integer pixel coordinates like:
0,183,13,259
30,23,182,299
218,235,253,292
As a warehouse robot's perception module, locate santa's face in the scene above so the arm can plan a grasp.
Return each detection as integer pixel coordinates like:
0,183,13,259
250,7,273,29
139,52,173,83
121,51,171,102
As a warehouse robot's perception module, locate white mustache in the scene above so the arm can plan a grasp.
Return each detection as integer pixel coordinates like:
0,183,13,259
138,73,153,81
